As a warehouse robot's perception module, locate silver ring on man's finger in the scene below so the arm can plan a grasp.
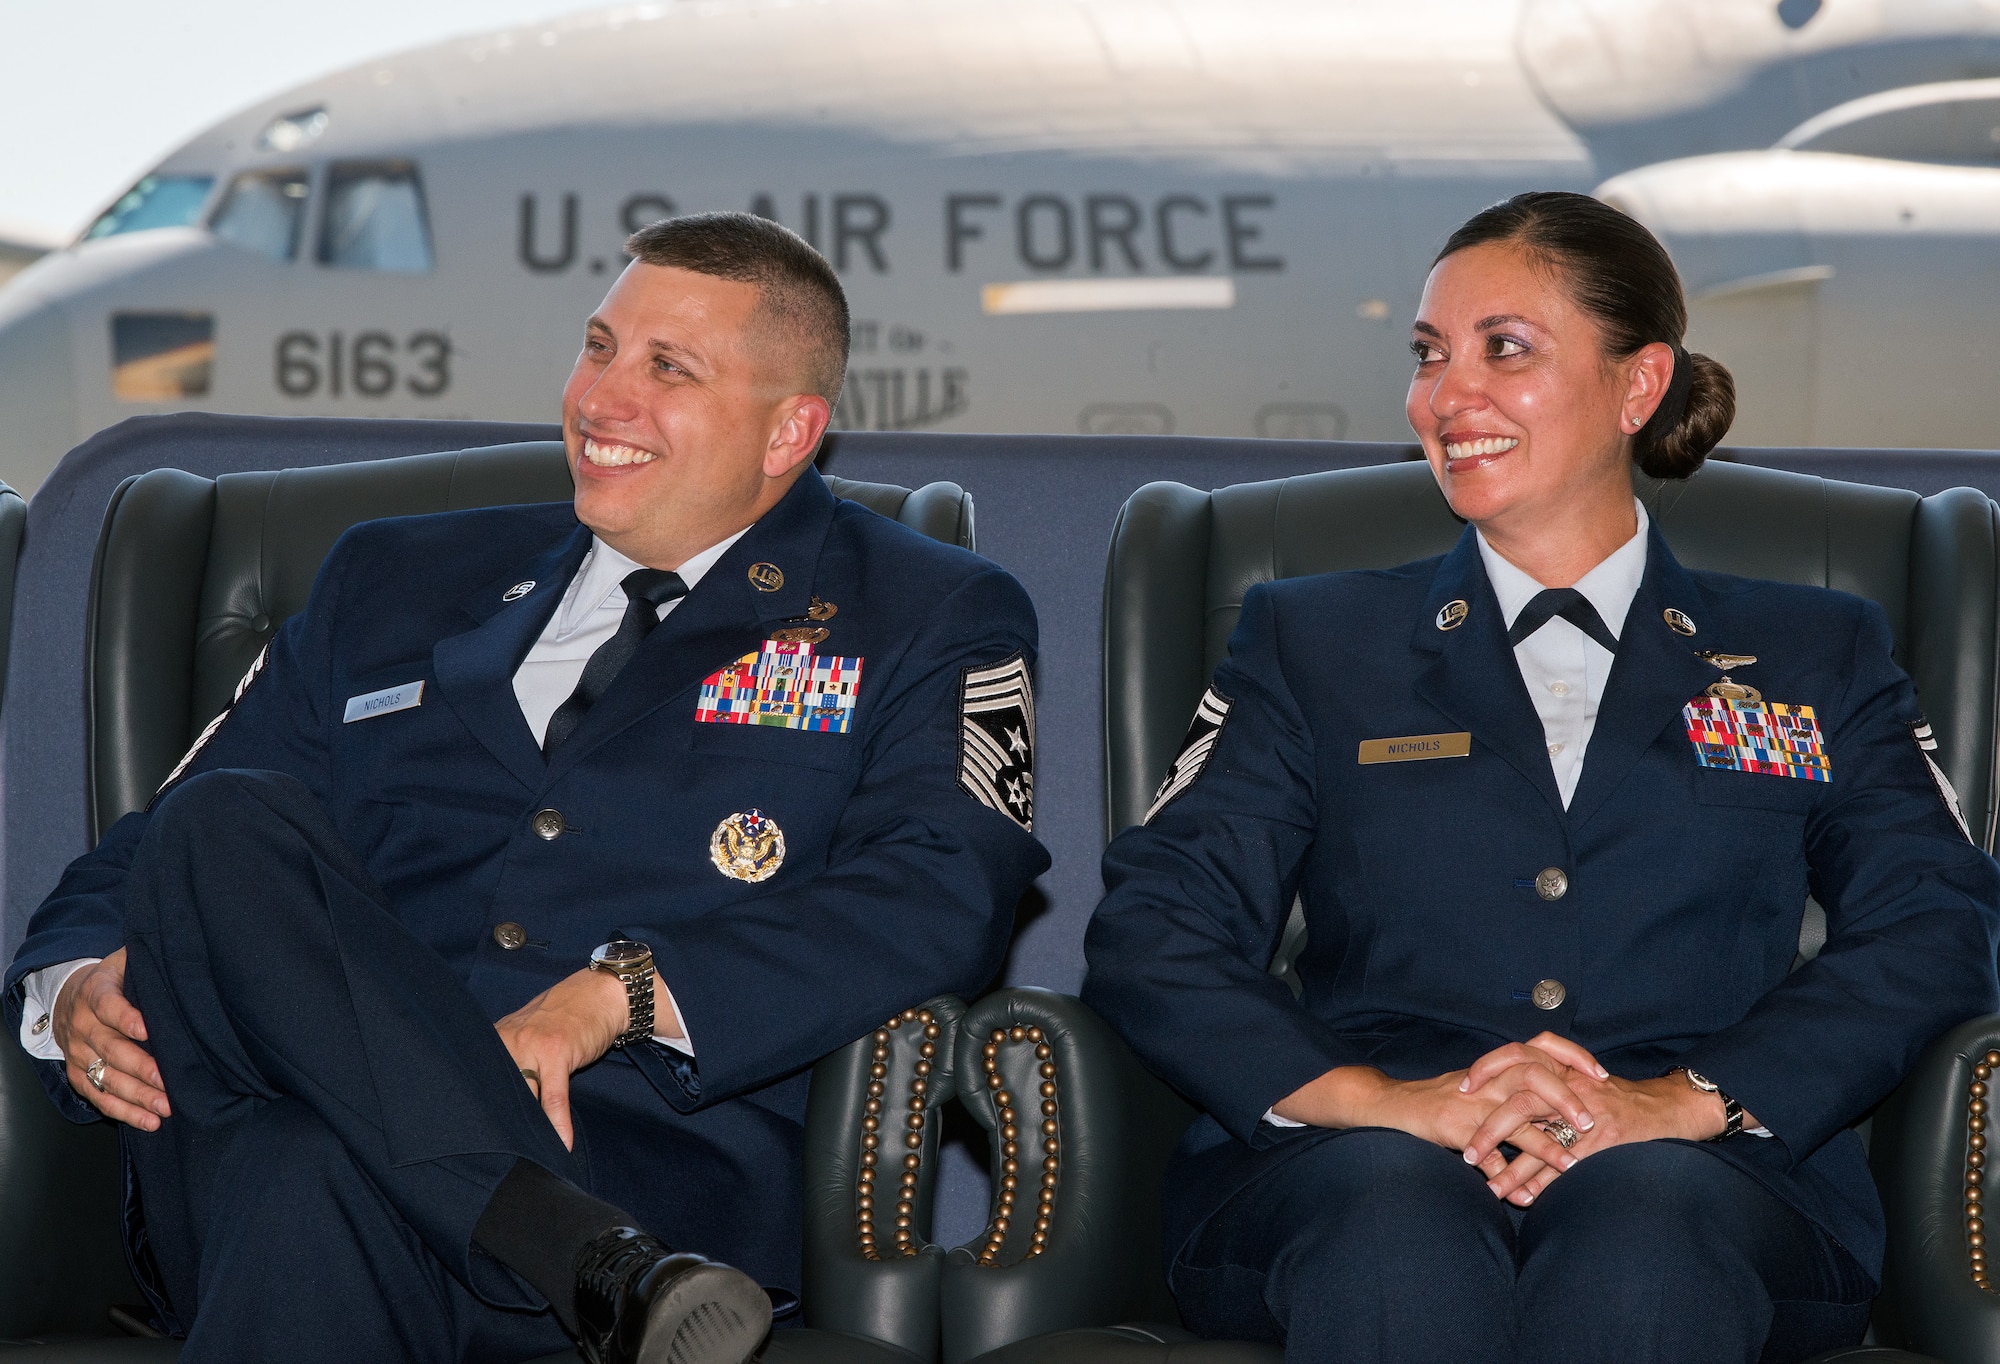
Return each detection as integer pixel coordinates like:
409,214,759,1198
1539,1117,1580,1150
85,1057,108,1092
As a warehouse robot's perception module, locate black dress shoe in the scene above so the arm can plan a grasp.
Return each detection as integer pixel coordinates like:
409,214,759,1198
574,1227,772,1364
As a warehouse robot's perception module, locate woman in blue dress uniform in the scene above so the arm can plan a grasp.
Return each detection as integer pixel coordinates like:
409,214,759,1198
1082,192,2000,1363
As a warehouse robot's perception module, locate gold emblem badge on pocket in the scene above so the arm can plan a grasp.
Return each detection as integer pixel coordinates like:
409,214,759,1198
710,808,786,882
1358,732,1472,764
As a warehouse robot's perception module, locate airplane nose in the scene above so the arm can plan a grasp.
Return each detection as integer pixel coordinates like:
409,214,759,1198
0,294,78,499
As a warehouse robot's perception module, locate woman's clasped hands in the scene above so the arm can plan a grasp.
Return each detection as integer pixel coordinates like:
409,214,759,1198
1273,1031,1734,1207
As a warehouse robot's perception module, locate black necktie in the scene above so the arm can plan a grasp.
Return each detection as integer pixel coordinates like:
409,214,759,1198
542,568,689,757
1506,588,1620,655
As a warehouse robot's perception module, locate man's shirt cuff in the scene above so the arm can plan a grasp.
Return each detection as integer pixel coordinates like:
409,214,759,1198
19,959,98,1061
654,984,693,1057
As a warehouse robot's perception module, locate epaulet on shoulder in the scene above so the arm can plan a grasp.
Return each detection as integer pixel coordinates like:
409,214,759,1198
1257,554,1444,600
831,495,991,579
1688,568,1872,620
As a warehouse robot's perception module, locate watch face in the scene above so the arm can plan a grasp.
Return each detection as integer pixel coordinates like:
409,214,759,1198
594,940,652,968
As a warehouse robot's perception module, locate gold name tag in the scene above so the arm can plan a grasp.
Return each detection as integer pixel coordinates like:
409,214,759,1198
1358,732,1472,764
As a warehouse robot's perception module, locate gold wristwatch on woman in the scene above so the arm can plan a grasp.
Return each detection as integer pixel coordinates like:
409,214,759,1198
589,939,656,1047
1673,1067,1744,1141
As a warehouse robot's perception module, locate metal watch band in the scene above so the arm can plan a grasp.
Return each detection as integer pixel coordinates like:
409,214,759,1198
1711,1092,1745,1142
614,964,655,1047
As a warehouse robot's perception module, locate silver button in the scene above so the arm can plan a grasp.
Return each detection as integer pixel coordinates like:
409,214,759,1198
532,808,566,840
1549,680,1571,697
494,922,528,950
1531,979,1566,1010
30,1013,49,1035
1535,867,1568,901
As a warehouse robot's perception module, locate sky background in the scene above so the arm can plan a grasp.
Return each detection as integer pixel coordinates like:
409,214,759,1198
0,0,615,244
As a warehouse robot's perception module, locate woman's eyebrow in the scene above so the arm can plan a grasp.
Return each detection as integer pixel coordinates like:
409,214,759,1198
1476,313,1536,330
1411,321,1442,338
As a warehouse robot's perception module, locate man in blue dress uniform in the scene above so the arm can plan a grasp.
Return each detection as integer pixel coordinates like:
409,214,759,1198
5,213,1048,1364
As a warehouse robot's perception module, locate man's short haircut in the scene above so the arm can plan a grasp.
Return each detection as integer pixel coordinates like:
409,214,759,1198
624,212,850,406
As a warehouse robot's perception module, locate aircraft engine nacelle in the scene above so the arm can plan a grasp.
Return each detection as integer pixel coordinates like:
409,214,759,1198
1524,0,2000,174
1599,145,2000,449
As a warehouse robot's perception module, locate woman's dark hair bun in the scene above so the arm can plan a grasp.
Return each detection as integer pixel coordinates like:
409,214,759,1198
1636,350,1734,480
1437,191,1736,479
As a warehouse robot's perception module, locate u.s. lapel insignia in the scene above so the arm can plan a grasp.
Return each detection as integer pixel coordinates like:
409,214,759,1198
710,808,786,882
1145,686,1233,823
806,596,838,621
748,562,785,592
958,653,1036,831
1436,600,1469,631
502,581,536,602
1664,608,1697,636
770,625,829,645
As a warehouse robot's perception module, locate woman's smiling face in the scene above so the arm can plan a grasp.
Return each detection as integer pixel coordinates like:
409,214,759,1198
1405,240,1642,537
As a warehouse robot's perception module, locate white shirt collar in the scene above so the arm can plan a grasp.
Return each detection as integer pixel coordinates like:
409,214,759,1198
1476,498,1650,641
553,527,749,638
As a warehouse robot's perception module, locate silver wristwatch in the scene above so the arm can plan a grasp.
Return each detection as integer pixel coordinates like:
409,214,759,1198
589,939,656,1047
1674,1067,1744,1141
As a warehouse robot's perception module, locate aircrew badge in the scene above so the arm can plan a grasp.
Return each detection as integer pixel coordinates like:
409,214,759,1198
696,640,862,733
1682,696,1830,782
1145,686,1234,822
711,808,786,882
957,653,1036,831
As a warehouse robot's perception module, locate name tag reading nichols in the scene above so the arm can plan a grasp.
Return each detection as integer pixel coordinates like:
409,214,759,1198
1357,732,1472,764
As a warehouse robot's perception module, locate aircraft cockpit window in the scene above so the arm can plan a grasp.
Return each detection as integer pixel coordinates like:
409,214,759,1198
318,161,433,272
82,175,215,241
211,169,310,261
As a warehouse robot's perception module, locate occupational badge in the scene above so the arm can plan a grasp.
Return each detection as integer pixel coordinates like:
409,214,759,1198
1696,650,1760,702
696,640,862,733
769,625,830,645
957,653,1036,831
806,596,838,621
710,808,786,882
1144,686,1233,823
151,644,270,804
747,562,785,592
1683,696,1829,782
1911,717,1973,841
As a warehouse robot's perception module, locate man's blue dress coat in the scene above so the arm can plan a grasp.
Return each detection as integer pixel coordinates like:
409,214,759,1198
1084,521,2000,1281
7,467,1049,1291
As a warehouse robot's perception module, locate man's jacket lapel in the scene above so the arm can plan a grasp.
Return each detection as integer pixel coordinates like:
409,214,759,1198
431,524,591,791
1411,527,1568,820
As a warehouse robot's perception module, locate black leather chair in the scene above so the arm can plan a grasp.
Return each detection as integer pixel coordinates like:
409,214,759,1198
0,441,979,1362
942,459,2000,1364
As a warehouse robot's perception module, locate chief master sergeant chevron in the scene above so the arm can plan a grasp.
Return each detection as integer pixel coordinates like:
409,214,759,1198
4,212,1049,1364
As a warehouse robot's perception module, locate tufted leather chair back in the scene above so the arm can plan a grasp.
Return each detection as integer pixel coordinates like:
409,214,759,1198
84,441,975,843
1104,459,2000,852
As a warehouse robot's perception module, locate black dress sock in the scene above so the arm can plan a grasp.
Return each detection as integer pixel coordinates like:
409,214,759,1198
472,1158,645,1332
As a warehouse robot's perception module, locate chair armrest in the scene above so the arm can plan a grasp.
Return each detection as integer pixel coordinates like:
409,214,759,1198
802,997,966,1361
1869,1013,2000,1359
939,990,1196,1364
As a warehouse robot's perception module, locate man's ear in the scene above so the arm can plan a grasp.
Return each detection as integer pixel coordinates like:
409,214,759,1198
764,394,833,480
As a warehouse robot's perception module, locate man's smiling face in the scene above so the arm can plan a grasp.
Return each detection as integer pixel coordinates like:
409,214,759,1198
561,262,816,569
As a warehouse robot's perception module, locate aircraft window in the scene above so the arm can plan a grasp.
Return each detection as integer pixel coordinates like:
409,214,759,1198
318,161,433,272
210,169,309,260
83,175,215,240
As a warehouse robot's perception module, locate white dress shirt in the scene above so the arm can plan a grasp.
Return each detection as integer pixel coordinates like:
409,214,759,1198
19,529,747,1064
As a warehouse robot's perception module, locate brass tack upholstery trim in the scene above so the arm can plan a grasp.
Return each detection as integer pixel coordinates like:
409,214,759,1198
1971,1048,1999,1288
857,1006,941,1260
975,1024,1060,1267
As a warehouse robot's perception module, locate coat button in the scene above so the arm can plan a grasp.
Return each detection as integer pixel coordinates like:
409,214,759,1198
493,922,528,950
532,809,566,840
1531,979,1566,1010
1535,867,1569,901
